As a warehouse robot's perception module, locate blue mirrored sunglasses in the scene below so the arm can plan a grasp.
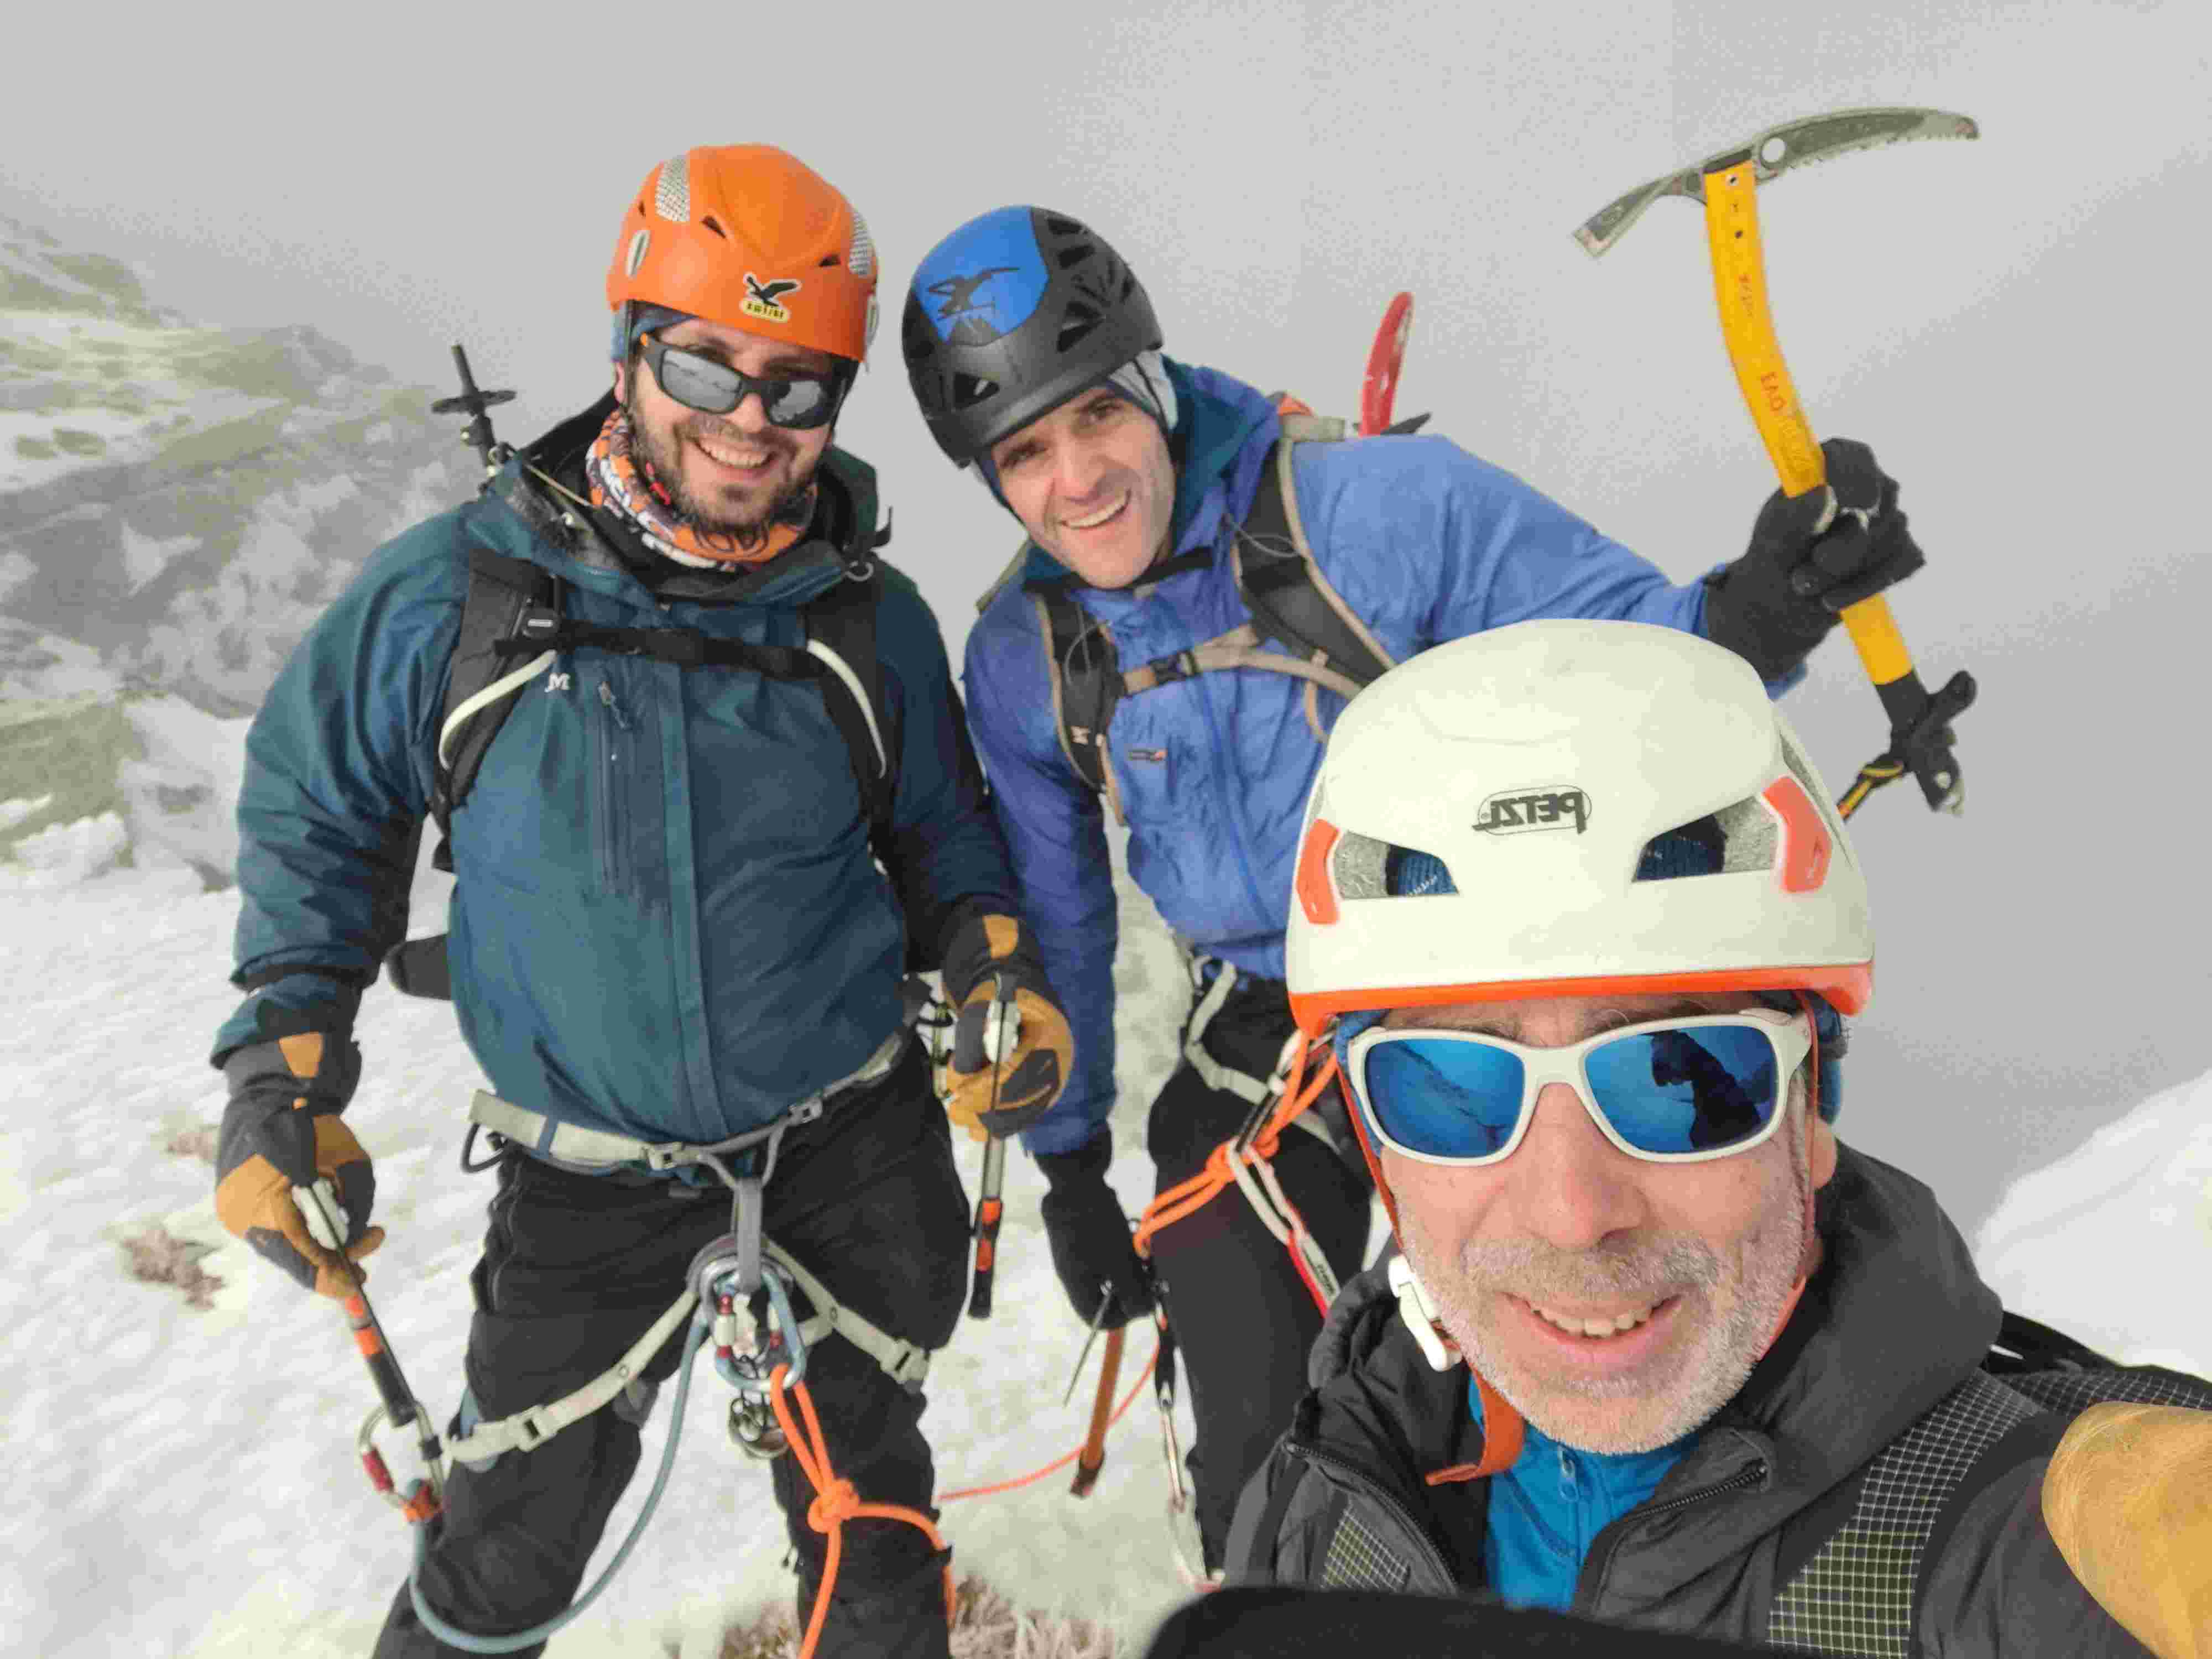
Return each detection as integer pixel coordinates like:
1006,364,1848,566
1344,1010,1812,1167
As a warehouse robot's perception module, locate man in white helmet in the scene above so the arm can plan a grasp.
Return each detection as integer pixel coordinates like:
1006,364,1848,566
1220,620,2211,1655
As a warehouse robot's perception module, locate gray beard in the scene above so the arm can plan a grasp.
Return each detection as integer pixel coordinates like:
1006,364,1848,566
1397,1135,1810,1455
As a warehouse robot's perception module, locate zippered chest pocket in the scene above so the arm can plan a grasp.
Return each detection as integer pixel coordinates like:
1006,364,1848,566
589,669,667,906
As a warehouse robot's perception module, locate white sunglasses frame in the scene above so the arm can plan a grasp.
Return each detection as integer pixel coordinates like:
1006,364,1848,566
1344,1008,1813,1169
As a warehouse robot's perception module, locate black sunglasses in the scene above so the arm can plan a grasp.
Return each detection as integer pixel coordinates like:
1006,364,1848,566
639,335,849,430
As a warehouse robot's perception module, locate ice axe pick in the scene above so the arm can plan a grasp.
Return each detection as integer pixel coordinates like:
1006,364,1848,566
1574,107,1981,818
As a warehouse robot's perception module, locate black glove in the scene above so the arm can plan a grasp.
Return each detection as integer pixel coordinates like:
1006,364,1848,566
1035,1130,1155,1329
214,1031,382,1298
936,911,1075,1141
1702,437,1926,684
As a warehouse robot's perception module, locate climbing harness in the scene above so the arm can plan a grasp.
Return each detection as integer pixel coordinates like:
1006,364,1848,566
1141,969,1345,1318
1136,998,1350,1319
1180,958,1348,1165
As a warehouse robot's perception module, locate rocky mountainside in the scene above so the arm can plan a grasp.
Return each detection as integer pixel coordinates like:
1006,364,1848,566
1,215,474,885
0,213,472,716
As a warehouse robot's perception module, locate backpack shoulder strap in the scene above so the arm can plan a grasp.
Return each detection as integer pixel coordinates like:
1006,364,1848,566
1768,1368,2048,1657
800,572,897,854
434,540,565,855
1027,585,1128,824
1233,426,1398,741
1768,1309,2212,1658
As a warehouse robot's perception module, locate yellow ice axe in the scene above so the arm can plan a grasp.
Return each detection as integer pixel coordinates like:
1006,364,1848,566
1576,107,1980,818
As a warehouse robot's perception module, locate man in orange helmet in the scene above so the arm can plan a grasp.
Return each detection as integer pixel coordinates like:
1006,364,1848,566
211,145,1071,1658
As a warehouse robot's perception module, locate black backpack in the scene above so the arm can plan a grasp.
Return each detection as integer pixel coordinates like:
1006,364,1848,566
1764,1308,2212,1653
1016,414,1403,823
385,503,898,1000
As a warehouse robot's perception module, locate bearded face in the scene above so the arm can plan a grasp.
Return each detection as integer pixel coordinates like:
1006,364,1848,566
1377,992,1834,1454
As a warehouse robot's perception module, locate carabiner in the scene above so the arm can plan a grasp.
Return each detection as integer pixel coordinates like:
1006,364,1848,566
358,1402,445,1525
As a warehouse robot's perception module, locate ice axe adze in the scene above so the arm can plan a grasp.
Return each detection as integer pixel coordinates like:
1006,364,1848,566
1575,107,1980,820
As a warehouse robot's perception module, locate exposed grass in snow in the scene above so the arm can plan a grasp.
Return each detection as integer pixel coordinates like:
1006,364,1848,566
0,697,144,857
698,1575,1119,1659
119,1218,225,1310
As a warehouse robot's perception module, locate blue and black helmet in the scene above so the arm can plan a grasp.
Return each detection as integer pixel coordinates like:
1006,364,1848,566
901,206,1161,467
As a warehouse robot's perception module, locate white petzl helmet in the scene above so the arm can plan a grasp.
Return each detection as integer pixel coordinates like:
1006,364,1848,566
1285,619,1872,1034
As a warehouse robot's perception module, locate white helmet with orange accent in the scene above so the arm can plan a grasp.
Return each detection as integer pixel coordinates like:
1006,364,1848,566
1286,617,1870,1051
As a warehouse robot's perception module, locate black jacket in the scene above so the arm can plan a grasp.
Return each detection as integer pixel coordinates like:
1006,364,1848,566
1227,1145,2195,1656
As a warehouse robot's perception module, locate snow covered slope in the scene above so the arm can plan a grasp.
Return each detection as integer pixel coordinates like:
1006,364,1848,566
1974,1068,2212,1377
0,858,1197,1659
1,213,469,718
4,832,2205,1657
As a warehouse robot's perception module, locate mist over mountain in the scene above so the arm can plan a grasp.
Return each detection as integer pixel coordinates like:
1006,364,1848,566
1,213,472,884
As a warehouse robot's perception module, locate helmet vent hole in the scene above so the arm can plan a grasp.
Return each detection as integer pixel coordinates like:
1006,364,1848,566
1634,806,1773,882
818,253,841,267
1056,245,1094,269
1334,830,1457,899
951,372,999,411
1056,305,1102,351
1044,215,1086,236
701,216,728,240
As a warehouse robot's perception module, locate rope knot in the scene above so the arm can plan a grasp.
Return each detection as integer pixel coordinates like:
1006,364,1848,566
808,1478,862,1531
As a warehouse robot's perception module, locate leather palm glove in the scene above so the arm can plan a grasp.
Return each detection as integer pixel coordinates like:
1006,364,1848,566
936,912,1075,1142
215,1031,383,1298
1702,437,1926,685
1035,1130,1155,1329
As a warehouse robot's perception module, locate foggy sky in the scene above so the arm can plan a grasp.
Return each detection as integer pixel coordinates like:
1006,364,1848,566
4,0,2208,1230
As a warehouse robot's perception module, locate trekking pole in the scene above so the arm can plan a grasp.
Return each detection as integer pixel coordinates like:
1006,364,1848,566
967,983,1016,1319
296,1186,445,1520
431,344,515,480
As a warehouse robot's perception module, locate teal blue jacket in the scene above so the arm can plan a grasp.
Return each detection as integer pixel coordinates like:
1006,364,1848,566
216,405,1017,1146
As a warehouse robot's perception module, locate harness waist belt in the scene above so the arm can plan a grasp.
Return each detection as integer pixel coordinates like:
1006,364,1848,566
471,1024,909,1175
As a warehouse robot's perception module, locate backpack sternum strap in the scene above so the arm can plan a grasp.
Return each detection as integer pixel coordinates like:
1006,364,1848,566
1121,622,1371,703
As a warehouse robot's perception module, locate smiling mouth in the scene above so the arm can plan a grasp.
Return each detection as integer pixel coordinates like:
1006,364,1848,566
1060,491,1129,531
691,432,778,474
1519,1294,1678,1340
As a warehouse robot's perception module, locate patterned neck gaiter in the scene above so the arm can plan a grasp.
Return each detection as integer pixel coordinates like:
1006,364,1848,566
586,404,816,570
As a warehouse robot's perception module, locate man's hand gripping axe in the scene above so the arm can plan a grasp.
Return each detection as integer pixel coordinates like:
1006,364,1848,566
1576,107,1980,819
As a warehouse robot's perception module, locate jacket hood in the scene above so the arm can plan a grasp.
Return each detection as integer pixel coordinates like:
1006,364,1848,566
1008,357,1281,592
1299,1145,2004,1593
478,393,884,614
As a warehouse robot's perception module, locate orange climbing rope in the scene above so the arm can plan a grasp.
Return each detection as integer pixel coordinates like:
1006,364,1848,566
768,1340,1165,1657
1133,1030,1344,1317
770,1365,956,1659
938,1345,1159,1502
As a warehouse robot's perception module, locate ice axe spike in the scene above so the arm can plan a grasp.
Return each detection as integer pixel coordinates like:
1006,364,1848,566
1574,107,1980,818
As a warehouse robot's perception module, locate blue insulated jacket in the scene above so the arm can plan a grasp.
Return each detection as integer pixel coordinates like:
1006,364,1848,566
218,418,1018,1147
962,362,1717,1156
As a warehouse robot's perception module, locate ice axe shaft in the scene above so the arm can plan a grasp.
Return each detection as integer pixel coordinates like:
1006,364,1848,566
966,987,1017,1320
1700,160,1971,815
967,1135,1006,1319
1071,1323,1127,1498
1578,108,1979,817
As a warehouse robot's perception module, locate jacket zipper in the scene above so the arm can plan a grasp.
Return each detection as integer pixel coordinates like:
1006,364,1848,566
1283,1440,1463,1590
598,677,632,893
1575,1459,1769,1610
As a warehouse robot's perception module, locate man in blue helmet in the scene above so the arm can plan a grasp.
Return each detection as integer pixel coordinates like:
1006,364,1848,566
898,205,1928,1574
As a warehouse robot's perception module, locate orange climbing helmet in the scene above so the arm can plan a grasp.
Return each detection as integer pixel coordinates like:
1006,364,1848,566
606,144,879,365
